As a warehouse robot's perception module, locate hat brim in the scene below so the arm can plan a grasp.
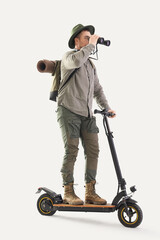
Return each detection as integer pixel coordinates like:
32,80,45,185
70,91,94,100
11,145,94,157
68,25,95,49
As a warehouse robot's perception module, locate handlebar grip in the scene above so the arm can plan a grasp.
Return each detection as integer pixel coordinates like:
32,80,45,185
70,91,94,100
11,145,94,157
108,112,116,117
94,109,108,114
94,109,115,117
94,109,102,114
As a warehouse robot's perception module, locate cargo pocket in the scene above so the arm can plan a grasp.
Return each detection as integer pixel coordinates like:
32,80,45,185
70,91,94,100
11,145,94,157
57,117,65,128
85,117,99,133
67,119,81,138
56,106,65,128
56,107,61,122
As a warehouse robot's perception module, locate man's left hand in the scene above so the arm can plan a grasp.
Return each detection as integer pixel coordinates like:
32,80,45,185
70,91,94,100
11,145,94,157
108,109,116,118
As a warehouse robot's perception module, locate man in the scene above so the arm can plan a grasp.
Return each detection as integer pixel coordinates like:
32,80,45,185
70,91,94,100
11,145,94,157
57,24,116,205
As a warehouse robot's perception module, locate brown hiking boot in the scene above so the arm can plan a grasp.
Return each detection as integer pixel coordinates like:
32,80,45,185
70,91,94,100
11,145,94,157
63,183,84,205
85,180,107,205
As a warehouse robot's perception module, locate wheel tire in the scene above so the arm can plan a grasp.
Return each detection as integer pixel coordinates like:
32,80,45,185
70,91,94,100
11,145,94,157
118,202,143,228
37,193,56,216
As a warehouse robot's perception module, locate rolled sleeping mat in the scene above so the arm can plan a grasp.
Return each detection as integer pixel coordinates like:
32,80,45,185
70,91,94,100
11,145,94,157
37,59,56,73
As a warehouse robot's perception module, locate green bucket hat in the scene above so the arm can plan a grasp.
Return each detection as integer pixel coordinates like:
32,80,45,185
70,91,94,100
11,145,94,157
68,24,95,49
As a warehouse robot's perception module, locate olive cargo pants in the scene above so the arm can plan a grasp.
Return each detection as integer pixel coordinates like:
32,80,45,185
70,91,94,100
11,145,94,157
57,106,100,185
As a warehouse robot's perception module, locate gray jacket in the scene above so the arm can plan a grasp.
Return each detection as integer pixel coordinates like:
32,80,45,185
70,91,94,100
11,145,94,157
57,43,111,117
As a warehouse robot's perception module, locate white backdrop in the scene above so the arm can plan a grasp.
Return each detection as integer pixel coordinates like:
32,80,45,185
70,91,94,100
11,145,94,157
1,0,160,239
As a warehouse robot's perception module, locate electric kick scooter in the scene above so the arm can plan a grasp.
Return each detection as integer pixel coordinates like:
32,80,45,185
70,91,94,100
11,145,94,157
36,109,143,228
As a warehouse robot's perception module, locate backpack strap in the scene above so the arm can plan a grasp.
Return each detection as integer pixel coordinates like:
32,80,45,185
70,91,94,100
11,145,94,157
58,68,78,93
51,60,61,76
50,60,61,101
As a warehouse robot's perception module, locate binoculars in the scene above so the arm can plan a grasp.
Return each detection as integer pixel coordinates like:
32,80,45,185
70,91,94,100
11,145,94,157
97,38,111,46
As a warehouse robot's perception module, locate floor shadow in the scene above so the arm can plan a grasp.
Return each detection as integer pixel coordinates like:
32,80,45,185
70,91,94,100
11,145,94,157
52,213,120,229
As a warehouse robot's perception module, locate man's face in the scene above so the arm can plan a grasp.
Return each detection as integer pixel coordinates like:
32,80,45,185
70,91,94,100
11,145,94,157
74,30,91,50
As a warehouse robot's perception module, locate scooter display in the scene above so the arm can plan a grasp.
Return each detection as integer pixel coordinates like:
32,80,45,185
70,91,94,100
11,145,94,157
36,109,143,228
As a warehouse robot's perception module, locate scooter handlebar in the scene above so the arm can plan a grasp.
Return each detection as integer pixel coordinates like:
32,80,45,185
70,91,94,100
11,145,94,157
94,109,115,117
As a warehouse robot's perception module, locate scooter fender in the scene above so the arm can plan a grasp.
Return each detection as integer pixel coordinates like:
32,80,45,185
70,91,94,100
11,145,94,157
116,198,137,210
36,187,63,204
36,187,57,197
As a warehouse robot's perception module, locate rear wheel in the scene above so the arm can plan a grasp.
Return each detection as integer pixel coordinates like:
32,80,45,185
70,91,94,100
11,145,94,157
37,193,56,216
118,203,143,228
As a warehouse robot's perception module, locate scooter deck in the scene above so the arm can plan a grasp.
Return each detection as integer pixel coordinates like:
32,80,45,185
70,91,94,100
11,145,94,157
52,203,116,212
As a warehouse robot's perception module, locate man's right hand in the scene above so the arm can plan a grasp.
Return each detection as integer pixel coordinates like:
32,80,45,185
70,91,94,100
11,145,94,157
89,34,100,46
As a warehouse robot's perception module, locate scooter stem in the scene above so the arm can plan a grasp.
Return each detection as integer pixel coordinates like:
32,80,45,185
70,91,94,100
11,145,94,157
94,109,126,191
103,115,126,190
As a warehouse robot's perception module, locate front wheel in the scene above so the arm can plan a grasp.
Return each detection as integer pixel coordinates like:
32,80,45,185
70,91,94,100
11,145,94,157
37,193,56,216
118,203,143,228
